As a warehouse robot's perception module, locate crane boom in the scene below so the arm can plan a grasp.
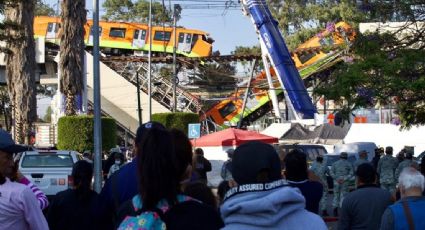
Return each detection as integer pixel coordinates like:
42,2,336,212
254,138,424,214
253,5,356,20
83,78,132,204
241,0,317,119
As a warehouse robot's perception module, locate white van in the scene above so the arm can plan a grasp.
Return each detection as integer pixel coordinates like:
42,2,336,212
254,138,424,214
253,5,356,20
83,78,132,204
332,142,378,161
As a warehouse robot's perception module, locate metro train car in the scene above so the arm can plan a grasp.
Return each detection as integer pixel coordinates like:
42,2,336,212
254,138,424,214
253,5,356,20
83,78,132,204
203,22,356,128
33,16,213,57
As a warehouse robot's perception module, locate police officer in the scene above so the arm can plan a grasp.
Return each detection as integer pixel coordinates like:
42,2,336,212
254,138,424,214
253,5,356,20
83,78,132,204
395,148,416,180
330,152,354,216
377,146,398,195
310,155,330,216
354,150,369,171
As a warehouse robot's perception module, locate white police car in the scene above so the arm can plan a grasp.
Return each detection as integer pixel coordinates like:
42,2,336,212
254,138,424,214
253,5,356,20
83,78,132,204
18,150,83,197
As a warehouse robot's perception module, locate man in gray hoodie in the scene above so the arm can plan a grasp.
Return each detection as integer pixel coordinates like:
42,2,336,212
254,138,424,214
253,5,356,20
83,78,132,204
220,141,327,230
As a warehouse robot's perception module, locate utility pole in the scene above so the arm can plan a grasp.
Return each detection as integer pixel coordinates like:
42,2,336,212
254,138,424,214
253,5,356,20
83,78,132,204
172,4,177,112
92,0,102,193
136,71,142,125
148,0,153,121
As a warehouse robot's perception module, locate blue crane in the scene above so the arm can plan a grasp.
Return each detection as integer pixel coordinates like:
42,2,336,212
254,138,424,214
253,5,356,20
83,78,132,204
241,0,317,119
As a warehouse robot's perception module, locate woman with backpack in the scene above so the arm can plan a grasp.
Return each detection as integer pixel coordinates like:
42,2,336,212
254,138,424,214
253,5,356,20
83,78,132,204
117,128,223,230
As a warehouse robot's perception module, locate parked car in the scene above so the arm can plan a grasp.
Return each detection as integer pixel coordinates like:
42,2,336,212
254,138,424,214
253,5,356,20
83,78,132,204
333,142,378,161
325,153,357,192
17,150,83,198
275,144,328,168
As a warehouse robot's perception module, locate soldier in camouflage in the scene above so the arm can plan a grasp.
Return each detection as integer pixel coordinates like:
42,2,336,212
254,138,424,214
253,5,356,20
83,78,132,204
310,155,330,216
377,146,398,195
330,152,354,216
354,150,370,172
395,149,416,180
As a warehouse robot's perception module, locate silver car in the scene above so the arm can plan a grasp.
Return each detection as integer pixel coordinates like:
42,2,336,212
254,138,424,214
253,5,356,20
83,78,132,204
18,150,83,197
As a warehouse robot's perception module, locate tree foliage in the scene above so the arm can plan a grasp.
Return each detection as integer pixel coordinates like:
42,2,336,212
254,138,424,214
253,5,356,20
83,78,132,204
102,0,182,24
189,63,237,91
35,0,55,16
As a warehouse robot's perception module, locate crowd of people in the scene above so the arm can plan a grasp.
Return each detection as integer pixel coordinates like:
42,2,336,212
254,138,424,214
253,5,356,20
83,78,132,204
1,123,425,229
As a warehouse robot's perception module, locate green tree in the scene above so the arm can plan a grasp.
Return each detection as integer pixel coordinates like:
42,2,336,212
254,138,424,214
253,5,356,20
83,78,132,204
60,0,86,115
4,0,37,144
267,0,364,49
190,63,237,92
313,1,425,127
102,0,182,24
35,0,55,16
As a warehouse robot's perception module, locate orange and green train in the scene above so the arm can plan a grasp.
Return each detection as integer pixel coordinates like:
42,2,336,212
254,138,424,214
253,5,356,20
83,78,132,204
202,22,356,128
33,16,213,57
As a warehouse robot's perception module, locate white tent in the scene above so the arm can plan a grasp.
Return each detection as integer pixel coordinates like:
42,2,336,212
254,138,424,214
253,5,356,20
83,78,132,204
344,124,425,156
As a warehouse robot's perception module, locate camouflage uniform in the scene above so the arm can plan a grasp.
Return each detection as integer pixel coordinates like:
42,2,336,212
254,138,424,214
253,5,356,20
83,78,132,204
395,159,414,181
377,154,398,194
310,160,329,213
330,155,354,208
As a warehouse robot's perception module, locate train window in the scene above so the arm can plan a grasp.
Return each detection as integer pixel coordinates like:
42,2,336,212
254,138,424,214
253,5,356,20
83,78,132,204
141,30,147,40
191,34,198,47
218,102,237,119
178,33,184,43
185,34,192,43
154,31,171,41
133,30,147,40
298,52,316,64
47,23,53,32
109,28,126,38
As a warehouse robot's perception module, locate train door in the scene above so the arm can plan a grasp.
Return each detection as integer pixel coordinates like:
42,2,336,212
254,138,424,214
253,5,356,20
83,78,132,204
132,29,147,48
46,22,60,39
88,26,102,45
177,33,192,53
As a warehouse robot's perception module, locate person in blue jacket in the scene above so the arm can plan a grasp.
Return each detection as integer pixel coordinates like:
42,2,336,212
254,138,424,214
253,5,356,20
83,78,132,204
380,167,425,230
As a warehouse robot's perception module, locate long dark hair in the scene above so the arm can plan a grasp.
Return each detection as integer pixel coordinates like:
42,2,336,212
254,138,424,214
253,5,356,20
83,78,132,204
137,128,179,209
72,160,93,201
170,128,193,183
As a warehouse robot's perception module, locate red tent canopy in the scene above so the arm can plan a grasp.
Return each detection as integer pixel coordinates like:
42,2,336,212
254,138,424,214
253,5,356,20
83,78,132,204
191,128,278,147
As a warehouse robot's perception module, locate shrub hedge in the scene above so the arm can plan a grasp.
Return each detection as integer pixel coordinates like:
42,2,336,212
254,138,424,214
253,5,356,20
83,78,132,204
152,112,199,134
57,115,117,152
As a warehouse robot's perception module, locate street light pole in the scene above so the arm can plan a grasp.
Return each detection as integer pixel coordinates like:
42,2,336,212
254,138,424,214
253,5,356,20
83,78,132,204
93,0,102,193
172,4,177,112
148,0,153,121
136,71,142,125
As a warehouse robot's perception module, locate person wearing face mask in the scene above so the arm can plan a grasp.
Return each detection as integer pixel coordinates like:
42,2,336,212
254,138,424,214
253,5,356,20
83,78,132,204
108,153,125,178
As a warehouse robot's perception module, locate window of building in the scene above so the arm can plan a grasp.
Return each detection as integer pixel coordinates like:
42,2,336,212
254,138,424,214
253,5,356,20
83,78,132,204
109,28,126,38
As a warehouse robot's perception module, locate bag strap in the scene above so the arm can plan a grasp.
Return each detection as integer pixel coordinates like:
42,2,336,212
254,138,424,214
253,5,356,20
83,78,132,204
401,199,415,230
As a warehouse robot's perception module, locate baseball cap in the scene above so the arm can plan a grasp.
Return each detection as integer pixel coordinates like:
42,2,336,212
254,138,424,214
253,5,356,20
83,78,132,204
232,141,281,185
135,121,166,144
0,129,28,154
